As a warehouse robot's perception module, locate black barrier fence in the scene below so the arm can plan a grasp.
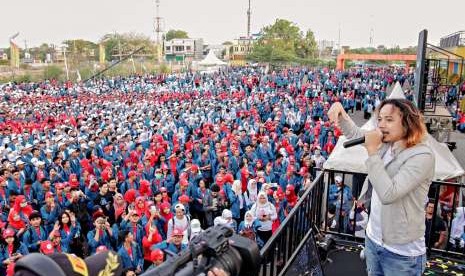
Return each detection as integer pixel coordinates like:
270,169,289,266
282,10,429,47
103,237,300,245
259,172,326,276
260,169,465,276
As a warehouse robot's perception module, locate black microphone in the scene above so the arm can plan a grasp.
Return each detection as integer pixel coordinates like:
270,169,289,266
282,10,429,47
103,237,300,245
343,137,365,148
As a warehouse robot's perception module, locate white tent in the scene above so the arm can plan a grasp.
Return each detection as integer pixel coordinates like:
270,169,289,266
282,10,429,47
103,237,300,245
198,50,227,66
323,82,465,180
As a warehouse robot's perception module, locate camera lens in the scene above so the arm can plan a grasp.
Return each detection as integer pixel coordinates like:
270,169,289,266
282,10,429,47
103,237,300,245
210,247,242,276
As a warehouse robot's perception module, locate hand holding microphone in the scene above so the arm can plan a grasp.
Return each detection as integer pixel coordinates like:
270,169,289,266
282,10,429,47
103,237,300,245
343,129,383,155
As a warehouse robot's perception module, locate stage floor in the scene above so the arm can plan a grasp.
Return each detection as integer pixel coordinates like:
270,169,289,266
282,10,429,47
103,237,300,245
323,245,465,276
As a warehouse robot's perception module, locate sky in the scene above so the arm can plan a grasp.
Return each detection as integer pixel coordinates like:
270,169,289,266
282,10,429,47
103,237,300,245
1,0,464,49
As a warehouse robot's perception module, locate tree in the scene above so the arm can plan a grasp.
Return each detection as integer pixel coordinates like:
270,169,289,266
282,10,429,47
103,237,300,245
100,32,156,61
165,29,189,41
62,39,98,68
248,19,317,64
296,29,318,61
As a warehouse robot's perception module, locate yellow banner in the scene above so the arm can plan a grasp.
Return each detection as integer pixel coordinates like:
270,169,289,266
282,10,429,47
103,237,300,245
99,44,106,65
10,41,20,68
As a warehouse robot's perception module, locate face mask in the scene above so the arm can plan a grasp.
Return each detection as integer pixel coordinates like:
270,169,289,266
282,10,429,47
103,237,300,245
155,173,162,179
20,203,27,208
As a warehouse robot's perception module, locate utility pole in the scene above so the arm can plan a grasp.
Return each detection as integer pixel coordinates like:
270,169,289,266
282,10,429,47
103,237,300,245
155,0,163,44
247,0,251,38
63,46,69,80
369,15,374,48
118,33,122,61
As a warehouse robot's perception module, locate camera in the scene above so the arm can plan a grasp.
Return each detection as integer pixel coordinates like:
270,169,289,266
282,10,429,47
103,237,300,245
142,225,261,276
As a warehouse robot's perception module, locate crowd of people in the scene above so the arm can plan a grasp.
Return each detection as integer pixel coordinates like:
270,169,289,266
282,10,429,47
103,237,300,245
0,65,460,275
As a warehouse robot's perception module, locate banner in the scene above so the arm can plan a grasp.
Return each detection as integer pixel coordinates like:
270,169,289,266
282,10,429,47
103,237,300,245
10,41,20,68
99,44,106,65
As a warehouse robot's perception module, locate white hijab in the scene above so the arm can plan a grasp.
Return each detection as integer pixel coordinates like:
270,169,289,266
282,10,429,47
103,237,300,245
451,207,465,241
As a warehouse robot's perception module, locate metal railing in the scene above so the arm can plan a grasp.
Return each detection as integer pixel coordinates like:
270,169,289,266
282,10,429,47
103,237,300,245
321,170,465,259
259,172,326,276
259,169,465,276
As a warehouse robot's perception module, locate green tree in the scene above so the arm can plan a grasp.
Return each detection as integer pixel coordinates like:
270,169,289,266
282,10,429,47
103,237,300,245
165,29,189,41
62,39,98,66
62,39,97,55
29,43,53,62
100,32,155,62
248,19,317,64
296,29,318,61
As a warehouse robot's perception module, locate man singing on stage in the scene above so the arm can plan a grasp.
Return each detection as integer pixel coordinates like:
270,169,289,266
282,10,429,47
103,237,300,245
329,99,434,276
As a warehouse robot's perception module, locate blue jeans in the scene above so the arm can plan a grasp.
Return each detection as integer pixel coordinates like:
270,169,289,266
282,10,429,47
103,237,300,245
365,237,426,276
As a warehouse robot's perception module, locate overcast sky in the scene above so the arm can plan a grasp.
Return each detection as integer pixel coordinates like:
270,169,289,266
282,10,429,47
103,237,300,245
1,0,464,49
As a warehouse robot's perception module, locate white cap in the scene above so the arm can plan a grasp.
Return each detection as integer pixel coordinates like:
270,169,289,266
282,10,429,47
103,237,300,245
222,209,232,219
335,176,342,183
190,219,202,234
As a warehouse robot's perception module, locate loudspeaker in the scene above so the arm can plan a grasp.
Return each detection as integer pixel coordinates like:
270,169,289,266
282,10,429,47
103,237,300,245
414,29,428,111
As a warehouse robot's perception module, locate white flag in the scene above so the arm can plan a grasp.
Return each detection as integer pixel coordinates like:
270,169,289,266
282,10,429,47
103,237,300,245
76,70,81,82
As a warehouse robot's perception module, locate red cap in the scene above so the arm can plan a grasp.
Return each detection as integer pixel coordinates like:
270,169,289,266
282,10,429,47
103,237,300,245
179,172,188,180
151,249,164,261
140,180,150,187
180,178,189,187
96,245,108,253
128,170,137,178
40,241,54,254
56,183,65,190
159,187,167,193
3,228,15,239
178,195,190,203
160,202,171,211
276,191,285,200
286,184,295,192
45,192,54,199
172,228,184,237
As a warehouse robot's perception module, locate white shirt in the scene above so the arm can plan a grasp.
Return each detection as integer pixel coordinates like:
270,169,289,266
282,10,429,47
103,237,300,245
366,145,426,256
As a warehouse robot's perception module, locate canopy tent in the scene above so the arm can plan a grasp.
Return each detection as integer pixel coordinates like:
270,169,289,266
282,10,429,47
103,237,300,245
198,50,227,66
324,82,465,180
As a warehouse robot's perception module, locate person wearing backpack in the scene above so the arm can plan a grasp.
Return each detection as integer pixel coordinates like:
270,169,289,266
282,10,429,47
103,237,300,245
166,203,191,245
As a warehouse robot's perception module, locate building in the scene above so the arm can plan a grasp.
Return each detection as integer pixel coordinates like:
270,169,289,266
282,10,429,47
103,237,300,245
439,31,465,78
0,49,7,60
164,38,203,63
229,36,257,66
317,39,335,58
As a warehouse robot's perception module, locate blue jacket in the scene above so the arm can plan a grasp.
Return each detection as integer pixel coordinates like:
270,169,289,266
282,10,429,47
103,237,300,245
0,242,29,266
229,192,246,220
120,220,146,246
118,243,144,271
152,241,187,255
40,205,61,233
87,229,114,254
22,226,48,252
58,223,81,251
